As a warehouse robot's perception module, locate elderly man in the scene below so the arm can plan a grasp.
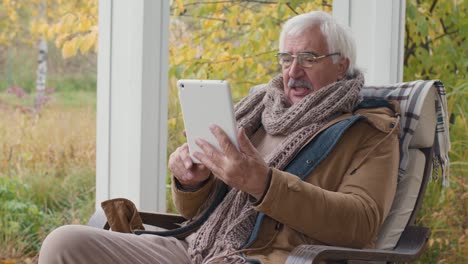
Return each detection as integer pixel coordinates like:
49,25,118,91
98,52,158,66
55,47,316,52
39,11,399,264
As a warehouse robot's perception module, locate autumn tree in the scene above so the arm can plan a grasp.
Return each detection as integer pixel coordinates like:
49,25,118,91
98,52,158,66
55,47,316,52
29,0,98,58
404,0,466,87
0,0,98,104
169,0,331,100
404,0,466,154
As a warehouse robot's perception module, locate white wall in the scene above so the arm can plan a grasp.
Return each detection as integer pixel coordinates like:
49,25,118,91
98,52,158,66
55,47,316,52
333,0,406,85
96,0,169,211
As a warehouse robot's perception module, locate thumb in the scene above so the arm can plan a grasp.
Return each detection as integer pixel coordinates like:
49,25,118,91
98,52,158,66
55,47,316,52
238,127,259,157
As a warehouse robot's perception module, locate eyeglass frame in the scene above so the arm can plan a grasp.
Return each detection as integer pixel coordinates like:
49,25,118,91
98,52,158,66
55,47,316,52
276,52,341,68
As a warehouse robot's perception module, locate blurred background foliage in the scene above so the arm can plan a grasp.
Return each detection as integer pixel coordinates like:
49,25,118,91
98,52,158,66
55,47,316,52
0,0,466,263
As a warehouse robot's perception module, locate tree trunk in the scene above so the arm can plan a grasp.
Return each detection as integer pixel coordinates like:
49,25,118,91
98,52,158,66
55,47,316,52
35,39,48,110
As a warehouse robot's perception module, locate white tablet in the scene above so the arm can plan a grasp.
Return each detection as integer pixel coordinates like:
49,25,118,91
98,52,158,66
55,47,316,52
177,79,239,163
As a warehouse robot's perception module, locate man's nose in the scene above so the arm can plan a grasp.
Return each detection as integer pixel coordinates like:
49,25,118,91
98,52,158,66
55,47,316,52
288,58,304,78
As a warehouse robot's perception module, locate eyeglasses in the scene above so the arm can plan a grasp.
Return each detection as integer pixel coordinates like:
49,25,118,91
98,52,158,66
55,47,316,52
276,52,341,68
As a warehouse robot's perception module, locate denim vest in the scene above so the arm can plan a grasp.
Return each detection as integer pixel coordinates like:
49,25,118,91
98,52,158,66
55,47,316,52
242,114,364,248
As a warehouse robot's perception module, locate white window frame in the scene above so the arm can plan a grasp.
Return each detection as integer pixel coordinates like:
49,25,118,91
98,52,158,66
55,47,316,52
333,0,406,85
96,0,169,212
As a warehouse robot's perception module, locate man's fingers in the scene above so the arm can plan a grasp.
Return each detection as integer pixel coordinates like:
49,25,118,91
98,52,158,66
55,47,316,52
209,125,259,161
169,154,188,180
210,125,239,156
193,151,221,177
195,138,219,161
195,138,223,175
179,144,193,169
238,127,259,157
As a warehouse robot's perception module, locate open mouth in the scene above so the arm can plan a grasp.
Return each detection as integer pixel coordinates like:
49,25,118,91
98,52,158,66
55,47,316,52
291,86,310,96
289,79,312,95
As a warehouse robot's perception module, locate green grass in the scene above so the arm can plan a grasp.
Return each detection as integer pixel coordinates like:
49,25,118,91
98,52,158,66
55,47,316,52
0,42,98,261
0,74,96,262
411,81,468,263
52,91,96,109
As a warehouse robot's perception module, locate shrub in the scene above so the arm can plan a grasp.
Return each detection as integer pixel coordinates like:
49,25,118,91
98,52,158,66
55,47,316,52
0,177,48,256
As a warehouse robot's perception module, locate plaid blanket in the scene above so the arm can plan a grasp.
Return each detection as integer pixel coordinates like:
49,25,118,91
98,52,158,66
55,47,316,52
361,80,451,187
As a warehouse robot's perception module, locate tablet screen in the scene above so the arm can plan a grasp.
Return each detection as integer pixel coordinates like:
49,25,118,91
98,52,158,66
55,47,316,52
177,79,239,163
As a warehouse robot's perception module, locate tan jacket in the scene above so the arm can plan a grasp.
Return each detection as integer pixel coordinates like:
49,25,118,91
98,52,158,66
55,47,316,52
172,105,400,263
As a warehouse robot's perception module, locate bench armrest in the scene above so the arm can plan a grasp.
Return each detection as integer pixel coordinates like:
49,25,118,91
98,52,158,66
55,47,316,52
286,225,430,264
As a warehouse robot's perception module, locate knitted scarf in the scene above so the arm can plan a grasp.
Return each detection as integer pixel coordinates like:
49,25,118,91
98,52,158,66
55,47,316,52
188,72,364,263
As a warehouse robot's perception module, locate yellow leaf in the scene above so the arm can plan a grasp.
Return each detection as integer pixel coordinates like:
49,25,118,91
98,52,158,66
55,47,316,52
79,31,96,54
80,17,91,32
168,118,177,128
47,27,55,40
9,11,17,22
219,52,231,61
30,22,38,35
203,20,213,29
62,38,78,58
257,63,264,75
267,29,276,41
56,21,64,34
228,16,237,28
55,34,66,47
245,58,254,68
215,3,223,12
38,23,48,35
218,29,226,38
175,0,184,14
234,55,243,65
90,6,98,16
60,14,75,34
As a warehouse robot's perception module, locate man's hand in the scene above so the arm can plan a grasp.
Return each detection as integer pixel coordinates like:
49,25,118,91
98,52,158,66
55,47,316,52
168,143,211,190
193,125,270,200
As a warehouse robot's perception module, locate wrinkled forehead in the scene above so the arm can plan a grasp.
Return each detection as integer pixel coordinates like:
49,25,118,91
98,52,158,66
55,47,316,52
280,21,325,48
282,27,329,53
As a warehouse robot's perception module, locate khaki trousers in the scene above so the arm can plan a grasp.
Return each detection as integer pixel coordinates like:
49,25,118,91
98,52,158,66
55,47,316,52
38,225,192,264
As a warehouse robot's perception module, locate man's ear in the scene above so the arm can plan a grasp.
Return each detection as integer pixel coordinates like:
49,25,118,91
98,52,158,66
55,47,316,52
337,57,350,80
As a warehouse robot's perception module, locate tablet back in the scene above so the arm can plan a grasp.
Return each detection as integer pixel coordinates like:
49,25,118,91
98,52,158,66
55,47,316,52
177,79,239,163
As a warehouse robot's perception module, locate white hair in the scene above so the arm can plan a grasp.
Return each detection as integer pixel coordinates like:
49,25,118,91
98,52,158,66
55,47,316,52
279,11,357,77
